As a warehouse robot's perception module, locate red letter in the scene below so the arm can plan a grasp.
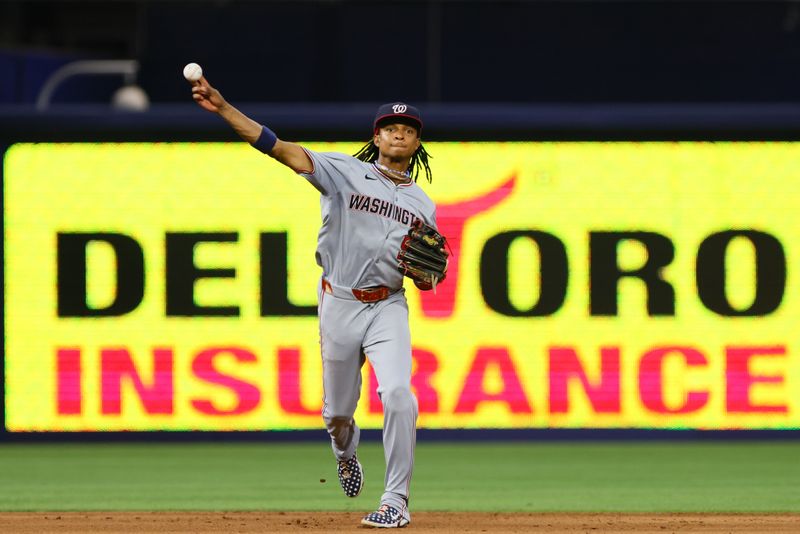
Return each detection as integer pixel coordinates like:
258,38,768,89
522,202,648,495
549,347,620,413
192,347,261,415
420,176,517,318
368,364,381,414
57,348,82,414
101,348,173,414
368,348,440,414
639,346,709,414
277,347,322,415
454,347,532,413
367,361,383,413
726,346,787,413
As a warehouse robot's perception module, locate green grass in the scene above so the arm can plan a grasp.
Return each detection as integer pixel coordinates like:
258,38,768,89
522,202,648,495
0,442,798,512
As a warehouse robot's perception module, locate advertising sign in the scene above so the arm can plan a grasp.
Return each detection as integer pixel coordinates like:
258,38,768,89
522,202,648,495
4,142,798,430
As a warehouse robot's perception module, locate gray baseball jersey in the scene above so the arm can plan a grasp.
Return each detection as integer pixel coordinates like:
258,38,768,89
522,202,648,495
300,148,436,518
301,149,437,289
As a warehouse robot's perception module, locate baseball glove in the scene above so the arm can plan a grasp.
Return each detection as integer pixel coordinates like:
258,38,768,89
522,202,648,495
397,220,449,291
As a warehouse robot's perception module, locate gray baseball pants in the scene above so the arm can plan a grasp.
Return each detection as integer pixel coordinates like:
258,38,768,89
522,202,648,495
317,280,418,512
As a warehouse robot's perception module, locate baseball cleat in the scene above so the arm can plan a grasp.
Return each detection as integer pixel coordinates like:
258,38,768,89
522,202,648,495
337,453,364,498
360,504,410,528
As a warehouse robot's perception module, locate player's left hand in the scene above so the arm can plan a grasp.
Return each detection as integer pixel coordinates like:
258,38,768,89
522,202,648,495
397,221,449,291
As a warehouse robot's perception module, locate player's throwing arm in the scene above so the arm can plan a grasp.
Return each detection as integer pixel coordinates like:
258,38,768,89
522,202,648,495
185,62,312,173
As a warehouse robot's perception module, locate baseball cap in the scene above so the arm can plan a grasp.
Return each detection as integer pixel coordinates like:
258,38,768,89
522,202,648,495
373,102,423,132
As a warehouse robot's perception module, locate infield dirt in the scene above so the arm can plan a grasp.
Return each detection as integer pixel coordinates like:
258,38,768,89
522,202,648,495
1,512,799,533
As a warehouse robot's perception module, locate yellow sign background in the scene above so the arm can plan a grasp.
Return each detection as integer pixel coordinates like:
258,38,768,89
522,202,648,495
4,141,799,431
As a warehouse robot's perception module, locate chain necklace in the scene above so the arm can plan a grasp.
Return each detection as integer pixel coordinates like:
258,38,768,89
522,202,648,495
373,161,412,183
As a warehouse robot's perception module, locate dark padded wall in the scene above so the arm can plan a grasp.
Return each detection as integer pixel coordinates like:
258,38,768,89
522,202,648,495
3,1,800,104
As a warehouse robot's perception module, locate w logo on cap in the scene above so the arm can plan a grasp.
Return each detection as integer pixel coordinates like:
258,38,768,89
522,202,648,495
374,102,422,130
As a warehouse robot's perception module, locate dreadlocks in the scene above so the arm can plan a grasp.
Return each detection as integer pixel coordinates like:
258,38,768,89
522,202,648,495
353,140,433,184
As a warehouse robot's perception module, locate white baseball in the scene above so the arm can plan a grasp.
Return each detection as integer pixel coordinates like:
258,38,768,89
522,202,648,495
183,62,203,82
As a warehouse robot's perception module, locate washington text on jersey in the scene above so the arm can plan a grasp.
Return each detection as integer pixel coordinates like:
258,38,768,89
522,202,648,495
348,193,421,227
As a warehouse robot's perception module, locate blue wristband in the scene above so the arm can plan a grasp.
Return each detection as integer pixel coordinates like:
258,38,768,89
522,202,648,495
251,125,277,154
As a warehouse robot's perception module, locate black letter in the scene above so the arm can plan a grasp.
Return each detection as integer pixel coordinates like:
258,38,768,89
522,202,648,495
696,230,786,316
57,232,144,317
480,231,568,316
165,232,239,316
260,233,316,316
590,231,675,316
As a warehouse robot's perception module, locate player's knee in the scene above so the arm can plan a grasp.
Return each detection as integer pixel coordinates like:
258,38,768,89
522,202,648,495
323,414,352,430
381,386,417,414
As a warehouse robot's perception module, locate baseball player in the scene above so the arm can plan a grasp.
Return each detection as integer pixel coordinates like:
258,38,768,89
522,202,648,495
190,75,446,528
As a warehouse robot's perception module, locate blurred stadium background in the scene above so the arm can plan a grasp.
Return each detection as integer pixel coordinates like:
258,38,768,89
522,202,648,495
1,0,799,526
5,0,800,105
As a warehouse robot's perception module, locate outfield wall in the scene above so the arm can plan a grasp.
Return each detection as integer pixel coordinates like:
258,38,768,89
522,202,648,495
2,105,799,437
